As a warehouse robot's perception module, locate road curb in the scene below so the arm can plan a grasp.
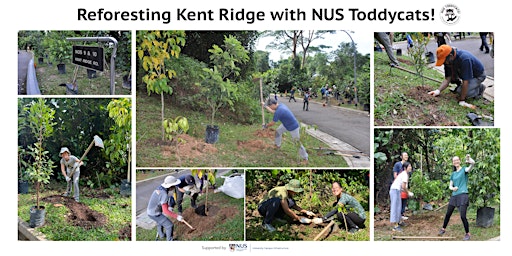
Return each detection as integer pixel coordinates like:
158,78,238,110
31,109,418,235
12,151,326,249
18,217,47,241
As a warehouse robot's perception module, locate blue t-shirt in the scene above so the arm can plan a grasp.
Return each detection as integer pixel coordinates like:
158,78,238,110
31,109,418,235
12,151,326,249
444,49,484,81
451,167,469,196
273,103,299,131
392,161,403,179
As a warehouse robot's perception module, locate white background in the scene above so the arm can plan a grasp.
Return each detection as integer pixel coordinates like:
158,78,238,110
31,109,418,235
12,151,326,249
4,0,506,255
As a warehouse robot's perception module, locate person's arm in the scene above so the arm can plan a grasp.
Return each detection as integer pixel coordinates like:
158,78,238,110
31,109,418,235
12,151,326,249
162,202,182,221
266,121,276,128
292,205,315,217
61,162,67,177
261,102,276,114
465,154,475,172
281,198,301,221
428,78,450,96
323,208,338,221
449,180,458,192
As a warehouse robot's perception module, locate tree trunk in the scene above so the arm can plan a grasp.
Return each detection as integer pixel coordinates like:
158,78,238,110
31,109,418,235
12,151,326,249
161,93,165,141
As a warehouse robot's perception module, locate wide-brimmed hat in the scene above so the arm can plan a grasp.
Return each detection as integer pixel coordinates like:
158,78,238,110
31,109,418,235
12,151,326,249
59,147,71,157
162,176,181,188
285,179,303,193
435,45,453,66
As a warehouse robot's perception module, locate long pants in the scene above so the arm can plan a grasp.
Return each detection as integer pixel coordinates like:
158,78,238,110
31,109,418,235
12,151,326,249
401,198,408,215
374,32,399,66
442,204,470,233
303,100,309,111
275,124,308,160
336,212,366,230
389,189,401,224
176,189,198,214
258,197,287,225
455,73,486,100
480,35,490,52
149,214,174,241
65,167,80,201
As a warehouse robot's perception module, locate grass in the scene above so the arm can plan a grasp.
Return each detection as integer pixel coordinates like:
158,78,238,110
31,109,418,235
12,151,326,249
18,182,131,241
136,173,244,241
136,91,348,167
374,51,494,126
33,59,130,95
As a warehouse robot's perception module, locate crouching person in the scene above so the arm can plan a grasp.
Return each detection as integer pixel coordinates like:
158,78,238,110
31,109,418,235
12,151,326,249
322,181,367,233
147,176,183,241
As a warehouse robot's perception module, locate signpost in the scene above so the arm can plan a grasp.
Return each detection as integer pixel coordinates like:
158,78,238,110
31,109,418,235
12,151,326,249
72,45,104,71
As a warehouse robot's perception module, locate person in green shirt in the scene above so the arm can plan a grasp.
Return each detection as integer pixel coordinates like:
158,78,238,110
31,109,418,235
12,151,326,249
322,181,367,233
258,179,316,232
439,154,475,241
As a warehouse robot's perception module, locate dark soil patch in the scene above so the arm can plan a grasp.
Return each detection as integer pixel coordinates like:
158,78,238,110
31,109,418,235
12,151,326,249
175,203,238,240
118,224,132,240
397,57,414,66
160,134,218,159
42,195,107,229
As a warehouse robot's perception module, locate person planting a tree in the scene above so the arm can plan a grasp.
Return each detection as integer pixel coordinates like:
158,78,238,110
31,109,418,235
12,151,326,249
59,147,82,202
320,181,366,233
438,154,475,241
176,174,200,215
257,179,316,232
147,176,183,241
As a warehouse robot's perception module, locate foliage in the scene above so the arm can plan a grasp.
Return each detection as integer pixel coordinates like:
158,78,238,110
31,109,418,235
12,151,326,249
409,169,445,204
22,98,57,209
200,35,249,125
408,32,430,85
162,116,189,142
46,31,74,64
18,31,45,57
104,98,132,187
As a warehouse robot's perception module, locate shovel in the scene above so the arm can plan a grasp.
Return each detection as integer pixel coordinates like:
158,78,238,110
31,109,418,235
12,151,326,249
68,135,104,177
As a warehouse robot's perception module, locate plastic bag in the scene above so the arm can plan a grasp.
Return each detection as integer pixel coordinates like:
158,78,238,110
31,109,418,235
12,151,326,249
216,174,245,199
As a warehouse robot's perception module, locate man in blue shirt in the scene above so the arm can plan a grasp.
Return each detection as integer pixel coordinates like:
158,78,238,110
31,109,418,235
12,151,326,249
428,45,486,109
262,98,308,164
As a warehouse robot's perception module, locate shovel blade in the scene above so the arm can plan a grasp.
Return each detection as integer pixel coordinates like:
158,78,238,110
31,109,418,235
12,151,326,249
93,135,104,148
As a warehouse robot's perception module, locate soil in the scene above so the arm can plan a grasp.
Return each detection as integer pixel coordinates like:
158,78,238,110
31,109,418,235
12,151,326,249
42,195,107,229
156,134,218,160
175,203,239,240
118,224,132,240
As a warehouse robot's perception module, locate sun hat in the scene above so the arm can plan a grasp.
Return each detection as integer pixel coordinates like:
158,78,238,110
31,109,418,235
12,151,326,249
285,179,303,193
59,147,71,157
435,45,453,66
162,176,181,188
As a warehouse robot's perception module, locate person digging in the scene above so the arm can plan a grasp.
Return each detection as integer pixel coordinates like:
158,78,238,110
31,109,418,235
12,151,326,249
147,176,184,241
318,181,367,234
261,98,309,165
257,179,316,232
176,174,199,216
428,45,487,109
59,147,83,202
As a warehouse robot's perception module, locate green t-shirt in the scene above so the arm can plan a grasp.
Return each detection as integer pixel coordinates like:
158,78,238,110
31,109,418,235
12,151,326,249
451,167,469,196
338,193,366,220
260,186,289,204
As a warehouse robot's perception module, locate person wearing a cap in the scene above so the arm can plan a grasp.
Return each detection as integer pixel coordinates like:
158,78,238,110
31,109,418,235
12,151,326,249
147,175,183,241
59,147,83,202
257,179,316,232
321,181,366,233
428,44,486,109
261,98,309,164
176,174,199,215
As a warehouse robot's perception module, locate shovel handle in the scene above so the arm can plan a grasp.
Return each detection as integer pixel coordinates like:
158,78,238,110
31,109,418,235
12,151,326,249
182,219,195,230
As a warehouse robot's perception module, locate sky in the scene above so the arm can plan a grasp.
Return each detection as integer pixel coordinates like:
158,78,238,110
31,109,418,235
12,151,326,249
255,30,373,62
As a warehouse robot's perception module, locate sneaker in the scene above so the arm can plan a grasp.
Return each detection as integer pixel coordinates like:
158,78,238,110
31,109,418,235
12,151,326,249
398,222,408,227
438,228,446,236
62,193,69,197
262,223,276,232
392,226,403,232
74,198,80,202
463,233,471,241
401,216,409,220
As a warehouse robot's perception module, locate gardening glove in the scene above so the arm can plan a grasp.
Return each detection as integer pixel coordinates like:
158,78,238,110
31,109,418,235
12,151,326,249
168,206,174,212
299,217,311,224
428,89,440,97
408,191,414,197
305,211,316,217
312,217,323,224
177,215,183,222
466,154,475,164
65,176,71,182
459,101,476,109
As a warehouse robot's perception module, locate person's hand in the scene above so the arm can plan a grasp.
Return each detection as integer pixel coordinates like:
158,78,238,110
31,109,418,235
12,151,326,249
299,217,311,224
177,215,183,222
262,123,268,129
185,190,191,195
312,217,323,224
261,101,266,106
65,176,71,182
332,201,338,207
452,186,459,192
428,89,440,97
408,191,414,197
466,154,475,164
168,206,174,212
305,211,316,217
459,101,476,109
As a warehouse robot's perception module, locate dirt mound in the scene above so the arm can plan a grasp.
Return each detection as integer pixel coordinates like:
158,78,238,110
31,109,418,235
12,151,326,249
42,195,107,229
254,128,275,138
404,85,459,126
175,203,238,240
118,224,132,240
161,134,218,158
237,139,272,152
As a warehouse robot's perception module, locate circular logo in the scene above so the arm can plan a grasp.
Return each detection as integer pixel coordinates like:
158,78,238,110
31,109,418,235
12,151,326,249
440,4,460,25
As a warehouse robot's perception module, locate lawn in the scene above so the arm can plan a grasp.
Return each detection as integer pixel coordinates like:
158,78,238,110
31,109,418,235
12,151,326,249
136,91,348,167
33,59,130,96
374,51,494,126
18,182,131,241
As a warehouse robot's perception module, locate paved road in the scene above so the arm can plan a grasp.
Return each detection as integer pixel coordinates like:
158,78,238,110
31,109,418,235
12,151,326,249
276,97,371,156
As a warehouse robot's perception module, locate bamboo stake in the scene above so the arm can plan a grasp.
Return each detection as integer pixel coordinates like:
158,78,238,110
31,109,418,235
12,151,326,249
313,220,335,241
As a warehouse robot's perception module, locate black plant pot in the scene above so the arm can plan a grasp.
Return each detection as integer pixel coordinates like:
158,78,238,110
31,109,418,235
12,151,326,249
120,179,131,197
363,103,370,112
476,206,495,228
18,180,29,194
57,63,66,74
38,57,44,65
29,206,46,228
87,69,97,79
122,75,131,89
205,125,219,144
